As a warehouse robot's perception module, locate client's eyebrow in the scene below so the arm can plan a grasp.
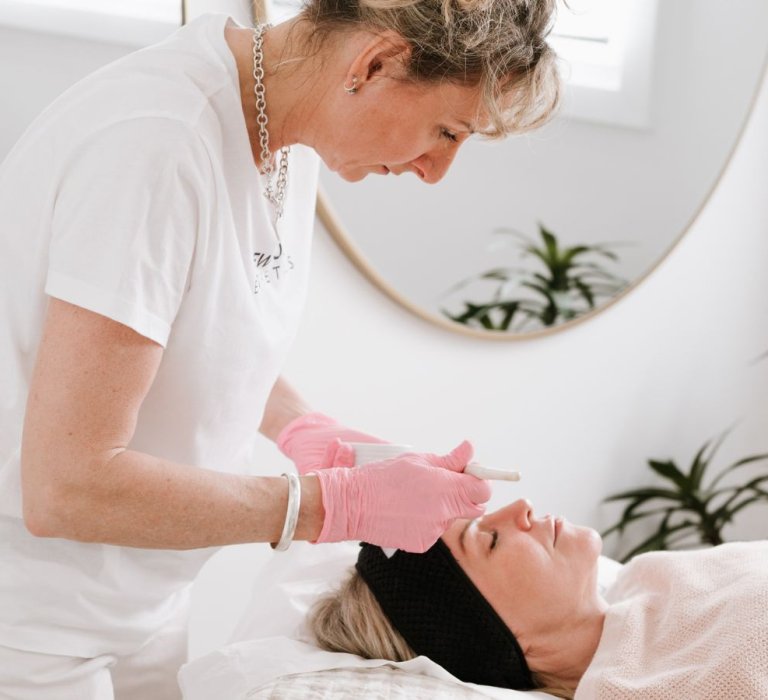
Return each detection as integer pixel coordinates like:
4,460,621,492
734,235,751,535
459,519,474,553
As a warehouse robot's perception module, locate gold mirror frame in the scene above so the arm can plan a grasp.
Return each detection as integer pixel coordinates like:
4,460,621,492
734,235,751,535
317,38,767,342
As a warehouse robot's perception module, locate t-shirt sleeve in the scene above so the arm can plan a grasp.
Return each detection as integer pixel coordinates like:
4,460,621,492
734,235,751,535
46,117,213,347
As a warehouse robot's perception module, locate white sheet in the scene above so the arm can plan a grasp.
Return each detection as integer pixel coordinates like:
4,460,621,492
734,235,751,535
575,542,768,699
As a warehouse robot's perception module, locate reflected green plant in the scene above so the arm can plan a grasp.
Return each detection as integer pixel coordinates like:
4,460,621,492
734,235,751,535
602,432,768,563
442,224,626,332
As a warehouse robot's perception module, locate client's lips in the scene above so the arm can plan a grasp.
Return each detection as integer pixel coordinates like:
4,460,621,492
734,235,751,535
553,518,562,546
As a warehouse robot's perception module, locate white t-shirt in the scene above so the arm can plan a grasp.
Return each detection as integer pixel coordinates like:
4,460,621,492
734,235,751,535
0,14,319,656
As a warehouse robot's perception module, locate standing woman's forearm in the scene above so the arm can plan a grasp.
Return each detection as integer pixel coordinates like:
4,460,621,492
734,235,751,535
259,375,313,442
23,447,324,548
21,298,323,548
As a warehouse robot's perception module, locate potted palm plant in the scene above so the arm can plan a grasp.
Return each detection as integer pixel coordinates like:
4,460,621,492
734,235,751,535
602,432,768,562
442,224,626,332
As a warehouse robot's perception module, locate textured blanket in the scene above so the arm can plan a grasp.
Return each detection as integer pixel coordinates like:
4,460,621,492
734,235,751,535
575,541,767,699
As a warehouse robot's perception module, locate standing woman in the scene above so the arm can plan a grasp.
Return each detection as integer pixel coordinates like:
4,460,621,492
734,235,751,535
0,0,559,697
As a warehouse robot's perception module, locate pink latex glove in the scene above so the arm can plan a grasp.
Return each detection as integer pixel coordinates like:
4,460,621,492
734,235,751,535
277,412,387,475
313,440,491,553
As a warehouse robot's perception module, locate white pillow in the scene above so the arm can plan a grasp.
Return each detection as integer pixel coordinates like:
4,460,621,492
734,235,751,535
179,542,623,699
229,540,361,644
178,636,557,700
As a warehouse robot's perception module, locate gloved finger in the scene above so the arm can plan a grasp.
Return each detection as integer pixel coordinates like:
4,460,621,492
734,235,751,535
276,412,337,455
424,440,474,473
457,473,492,504
456,500,487,521
321,438,356,468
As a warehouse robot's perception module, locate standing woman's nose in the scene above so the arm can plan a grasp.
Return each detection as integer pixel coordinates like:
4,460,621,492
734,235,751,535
412,144,460,184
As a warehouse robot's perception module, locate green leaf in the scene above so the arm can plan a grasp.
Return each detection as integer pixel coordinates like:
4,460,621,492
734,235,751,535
722,493,768,519
664,530,701,549
618,521,696,563
687,438,716,491
479,269,515,282
529,246,556,270
497,302,520,331
572,279,596,307
601,505,675,537
538,225,559,259
709,453,768,491
711,475,768,520
647,459,691,493
560,246,591,267
520,282,555,304
603,487,685,504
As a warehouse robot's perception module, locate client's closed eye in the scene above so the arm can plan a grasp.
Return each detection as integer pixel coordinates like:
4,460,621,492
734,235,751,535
488,530,498,552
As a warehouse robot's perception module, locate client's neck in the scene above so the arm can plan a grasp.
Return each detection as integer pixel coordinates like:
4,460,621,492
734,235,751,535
532,604,607,691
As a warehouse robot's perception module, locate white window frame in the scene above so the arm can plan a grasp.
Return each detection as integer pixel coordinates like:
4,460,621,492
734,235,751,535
550,0,660,129
0,0,181,47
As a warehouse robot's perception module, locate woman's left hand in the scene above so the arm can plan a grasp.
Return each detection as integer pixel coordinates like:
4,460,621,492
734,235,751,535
277,412,387,475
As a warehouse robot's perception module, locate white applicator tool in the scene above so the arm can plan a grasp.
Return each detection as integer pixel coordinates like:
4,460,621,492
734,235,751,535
465,462,521,482
350,443,522,481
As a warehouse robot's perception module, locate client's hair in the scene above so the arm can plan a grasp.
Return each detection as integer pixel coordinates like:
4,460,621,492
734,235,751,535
310,567,575,700
311,567,414,662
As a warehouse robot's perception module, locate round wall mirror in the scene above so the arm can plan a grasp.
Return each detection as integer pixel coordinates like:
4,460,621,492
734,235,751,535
269,0,768,338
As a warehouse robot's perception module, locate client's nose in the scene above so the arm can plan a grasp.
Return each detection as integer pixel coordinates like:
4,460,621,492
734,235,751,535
482,499,533,532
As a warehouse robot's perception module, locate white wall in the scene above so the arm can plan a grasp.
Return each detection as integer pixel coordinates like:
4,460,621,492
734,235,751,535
188,65,768,658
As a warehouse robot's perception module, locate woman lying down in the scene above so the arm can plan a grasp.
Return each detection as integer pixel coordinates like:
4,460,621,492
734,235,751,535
310,499,767,699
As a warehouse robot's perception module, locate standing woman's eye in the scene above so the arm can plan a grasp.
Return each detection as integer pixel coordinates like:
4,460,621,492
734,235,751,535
441,128,458,142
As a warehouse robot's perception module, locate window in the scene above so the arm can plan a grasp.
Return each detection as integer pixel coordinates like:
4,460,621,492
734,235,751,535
550,0,660,128
270,0,661,130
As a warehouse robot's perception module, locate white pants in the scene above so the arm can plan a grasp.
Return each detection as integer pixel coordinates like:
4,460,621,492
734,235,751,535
0,610,188,700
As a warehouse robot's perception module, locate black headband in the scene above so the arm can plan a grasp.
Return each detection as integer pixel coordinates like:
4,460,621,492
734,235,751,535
356,540,533,690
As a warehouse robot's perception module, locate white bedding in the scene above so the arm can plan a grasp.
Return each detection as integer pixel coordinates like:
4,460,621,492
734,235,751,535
575,542,768,699
179,636,556,700
179,541,622,699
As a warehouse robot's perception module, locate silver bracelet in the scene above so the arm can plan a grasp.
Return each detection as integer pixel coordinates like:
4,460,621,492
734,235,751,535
272,473,301,551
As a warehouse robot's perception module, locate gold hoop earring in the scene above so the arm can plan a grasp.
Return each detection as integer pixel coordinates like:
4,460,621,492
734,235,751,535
344,76,358,95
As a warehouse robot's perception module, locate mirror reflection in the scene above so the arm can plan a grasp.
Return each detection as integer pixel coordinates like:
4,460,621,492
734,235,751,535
277,0,767,336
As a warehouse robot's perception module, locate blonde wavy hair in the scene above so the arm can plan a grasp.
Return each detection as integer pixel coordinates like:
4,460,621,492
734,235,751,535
310,568,576,699
294,0,561,137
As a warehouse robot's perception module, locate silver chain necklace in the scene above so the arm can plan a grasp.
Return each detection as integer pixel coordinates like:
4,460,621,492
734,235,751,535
252,23,290,222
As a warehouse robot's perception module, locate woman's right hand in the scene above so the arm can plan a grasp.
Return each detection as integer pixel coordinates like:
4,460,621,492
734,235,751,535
277,412,388,474
312,441,491,553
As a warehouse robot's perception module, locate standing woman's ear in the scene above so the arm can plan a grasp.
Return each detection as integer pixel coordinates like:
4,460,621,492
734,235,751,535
344,30,413,94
